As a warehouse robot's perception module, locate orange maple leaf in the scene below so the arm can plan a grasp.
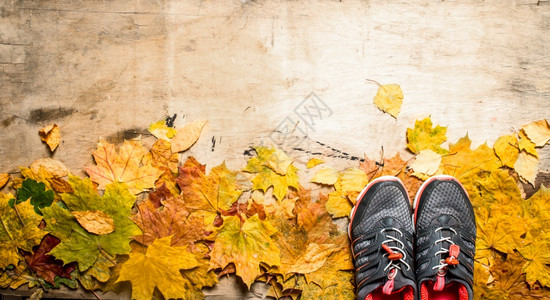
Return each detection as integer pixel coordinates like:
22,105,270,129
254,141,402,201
84,140,162,195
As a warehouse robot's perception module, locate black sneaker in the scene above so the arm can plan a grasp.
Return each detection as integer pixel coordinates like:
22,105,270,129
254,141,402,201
349,176,416,300
413,175,476,300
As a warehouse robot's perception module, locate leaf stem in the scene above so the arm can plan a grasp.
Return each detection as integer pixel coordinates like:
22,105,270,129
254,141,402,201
13,203,25,227
98,247,117,265
365,78,382,87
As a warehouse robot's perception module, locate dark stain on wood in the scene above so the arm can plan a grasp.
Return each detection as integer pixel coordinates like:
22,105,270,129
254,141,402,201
105,127,149,143
28,107,76,123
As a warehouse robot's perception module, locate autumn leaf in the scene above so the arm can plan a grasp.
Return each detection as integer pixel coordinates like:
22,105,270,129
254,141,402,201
22,235,76,284
493,134,519,168
71,210,115,235
409,149,442,177
475,207,525,259
287,243,339,274
0,262,37,289
467,168,522,210
440,135,501,180
142,138,180,196
304,249,353,288
474,252,544,300
171,120,207,152
244,147,299,200
0,174,9,189
209,215,280,287
148,118,177,140
306,158,324,169
42,177,140,272
272,189,343,278
407,117,448,154
84,139,162,194
518,236,550,287
132,195,206,248
514,151,539,186
311,167,339,185
39,124,61,152
286,272,354,300
372,83,404,119
367,153,423,201
177,157,242,225
321,167,368,218
0,192,46,268
518,130,538,158
522,119,550,147
523,185,550,241
117,236,200,300
9,178,54,215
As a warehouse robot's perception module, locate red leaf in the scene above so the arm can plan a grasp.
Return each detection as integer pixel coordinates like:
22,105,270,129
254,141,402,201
23,234,76,284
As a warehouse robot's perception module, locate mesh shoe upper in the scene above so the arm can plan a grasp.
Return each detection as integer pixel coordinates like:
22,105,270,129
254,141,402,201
349,176,416,300
414,175,476,300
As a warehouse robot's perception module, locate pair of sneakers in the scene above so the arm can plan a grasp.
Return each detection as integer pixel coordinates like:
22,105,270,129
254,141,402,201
348,175,476,300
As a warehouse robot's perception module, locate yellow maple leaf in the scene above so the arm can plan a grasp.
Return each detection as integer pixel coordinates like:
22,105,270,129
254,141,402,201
244,147,299,201
406,117,448,154
84,140,162,194
518,236,550,287
177,157,242,226
523,185,550,239
147,119,177,140
306,158,324,169
38,124,61,152
266,148,293,175
117,236,200,300
327,190,352,218
440,135,501,180
209,215,280,287
341,168,368,197
0,193,46,268
493,134,519,168
142,138,180,195
468,168,523,210
311,166,339,185
288,243,339,274
372,83,404,119
0,174,9,189
476,207,526,259
304,248,354,288
522,119,550,147
514,151,539,186
409,149,442,176
170,120,207,153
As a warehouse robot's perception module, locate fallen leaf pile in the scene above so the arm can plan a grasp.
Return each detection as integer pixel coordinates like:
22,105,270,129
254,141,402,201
1,116,549,300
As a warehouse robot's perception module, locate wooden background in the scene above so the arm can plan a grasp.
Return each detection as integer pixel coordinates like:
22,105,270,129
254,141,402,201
1,0,550,299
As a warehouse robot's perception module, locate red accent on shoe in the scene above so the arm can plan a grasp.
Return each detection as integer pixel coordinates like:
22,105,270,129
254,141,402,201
445,245,460,266
421,281,470,300
434,275,445,291
367,285,414,300
383,278,395,295
382,244,404,260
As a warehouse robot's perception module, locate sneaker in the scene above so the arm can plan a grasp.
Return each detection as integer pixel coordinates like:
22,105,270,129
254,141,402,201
349,176,416,300
413,175,476,300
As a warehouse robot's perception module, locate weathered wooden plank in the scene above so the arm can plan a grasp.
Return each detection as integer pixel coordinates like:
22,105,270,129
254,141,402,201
0,0,549,298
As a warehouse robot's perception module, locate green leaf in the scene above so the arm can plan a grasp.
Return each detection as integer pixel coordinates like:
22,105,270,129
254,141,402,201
10,179,54,215
43,176,140,273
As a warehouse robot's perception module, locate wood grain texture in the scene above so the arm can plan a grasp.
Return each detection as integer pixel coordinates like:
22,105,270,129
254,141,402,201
1,0,549,298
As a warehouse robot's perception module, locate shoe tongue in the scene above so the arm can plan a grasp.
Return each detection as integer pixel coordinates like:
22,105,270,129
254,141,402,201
358,272,415,298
